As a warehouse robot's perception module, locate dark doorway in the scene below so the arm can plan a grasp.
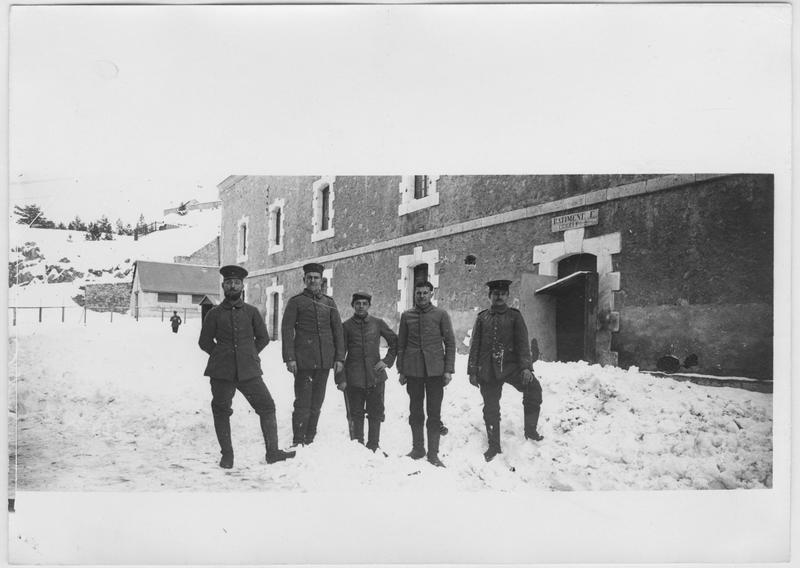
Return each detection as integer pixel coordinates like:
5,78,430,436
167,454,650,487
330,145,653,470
272,293,280,339
535,254,598,363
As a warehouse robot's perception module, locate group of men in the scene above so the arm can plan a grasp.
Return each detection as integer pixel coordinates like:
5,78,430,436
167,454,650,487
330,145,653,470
198,262,544,470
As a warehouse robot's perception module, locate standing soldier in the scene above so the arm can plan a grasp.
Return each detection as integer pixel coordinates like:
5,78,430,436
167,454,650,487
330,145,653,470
397,280,456,467
335,291,397,452
170,310,182,333
198,265,296,469
281,263,345,446
468,279,543,462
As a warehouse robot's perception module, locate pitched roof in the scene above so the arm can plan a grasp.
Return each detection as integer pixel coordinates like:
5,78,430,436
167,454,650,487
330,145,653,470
133,261,220,295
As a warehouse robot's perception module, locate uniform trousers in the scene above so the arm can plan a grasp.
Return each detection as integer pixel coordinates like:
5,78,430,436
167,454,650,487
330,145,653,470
346,382,386,423
210,377,276,456
479,372,542,424
406,376,444,431
292,369,330,444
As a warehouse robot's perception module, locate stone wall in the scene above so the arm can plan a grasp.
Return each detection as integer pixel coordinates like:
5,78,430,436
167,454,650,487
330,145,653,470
220,174,774,379
85,283,132,313
174,237,220,266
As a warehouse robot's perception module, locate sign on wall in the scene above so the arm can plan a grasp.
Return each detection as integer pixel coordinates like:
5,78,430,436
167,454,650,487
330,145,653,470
551,209,599,232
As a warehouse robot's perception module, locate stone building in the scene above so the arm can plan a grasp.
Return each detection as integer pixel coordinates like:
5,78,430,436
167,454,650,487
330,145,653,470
216,174,773,379
174,236,221,267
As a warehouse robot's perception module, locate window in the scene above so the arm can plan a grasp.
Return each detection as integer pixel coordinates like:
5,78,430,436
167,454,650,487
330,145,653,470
311,176,335,242
236,215,249,262
321,185,330,231
275,209,281,245
268,199,285,255
158,292,178,303
191,294,204,304
414,176,428,199
396,246,440,312
398,175,440,216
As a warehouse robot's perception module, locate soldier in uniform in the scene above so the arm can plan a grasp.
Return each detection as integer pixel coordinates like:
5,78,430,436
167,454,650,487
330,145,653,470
198,265,296,469
397,280,456,467
335,291,397,451
468,279,543,462
281,263,345,446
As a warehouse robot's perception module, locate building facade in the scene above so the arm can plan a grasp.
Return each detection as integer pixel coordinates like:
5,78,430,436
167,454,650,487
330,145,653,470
217,174,773,379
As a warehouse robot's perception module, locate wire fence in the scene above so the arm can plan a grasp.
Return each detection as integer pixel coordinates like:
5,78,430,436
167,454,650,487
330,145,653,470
8,305,205,326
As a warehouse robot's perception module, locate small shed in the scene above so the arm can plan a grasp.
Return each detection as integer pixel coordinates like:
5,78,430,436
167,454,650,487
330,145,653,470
130,261,220,320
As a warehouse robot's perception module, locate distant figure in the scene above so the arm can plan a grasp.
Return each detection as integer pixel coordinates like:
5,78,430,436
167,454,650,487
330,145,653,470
198,264,295,469
170,311,182,333
468,279,543,463
335,291,397,452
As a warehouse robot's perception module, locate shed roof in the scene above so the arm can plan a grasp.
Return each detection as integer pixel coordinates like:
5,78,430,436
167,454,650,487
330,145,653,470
133,261,220,295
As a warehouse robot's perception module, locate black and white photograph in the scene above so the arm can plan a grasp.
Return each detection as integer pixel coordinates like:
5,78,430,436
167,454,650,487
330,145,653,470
4,3,794,566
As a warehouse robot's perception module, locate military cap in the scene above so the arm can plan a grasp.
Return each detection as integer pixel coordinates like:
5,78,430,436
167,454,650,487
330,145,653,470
486,279,512,292
220,264,248,280
303,262,325,275
351,291,372,305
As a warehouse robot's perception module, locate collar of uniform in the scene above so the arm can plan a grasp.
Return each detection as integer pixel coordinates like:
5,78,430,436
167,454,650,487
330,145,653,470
353,313,370,323
415,303,434,313
489,305,509,315
221,298,245,309
303,288,323,300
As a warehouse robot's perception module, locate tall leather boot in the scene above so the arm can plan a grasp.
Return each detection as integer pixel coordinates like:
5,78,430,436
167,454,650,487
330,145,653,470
352,416,365,444
291,412,306,447
524,409,544,441
483,421,502,462
213,414,234,469
305,411,320,445
426,426,445,468
261,413,296,464
406,424,426,459
366,419,381,451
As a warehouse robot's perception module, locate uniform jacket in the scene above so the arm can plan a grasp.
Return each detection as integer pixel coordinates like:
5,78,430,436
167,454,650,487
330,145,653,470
199,298,270,381
170,315,182,327
467,305,533,383
338,314,398,389
397,304,456,378
281,289,345,370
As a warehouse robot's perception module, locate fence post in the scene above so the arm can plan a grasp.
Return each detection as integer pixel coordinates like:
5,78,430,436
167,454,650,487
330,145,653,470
84,307,87,326
62,306,65,323
161,308,164,322
110,311,113,323
183,308,187,321
38,306,42,323
13,308,16,326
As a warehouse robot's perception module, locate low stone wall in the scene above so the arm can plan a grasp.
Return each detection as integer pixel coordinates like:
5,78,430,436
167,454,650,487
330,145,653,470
84,283,132,313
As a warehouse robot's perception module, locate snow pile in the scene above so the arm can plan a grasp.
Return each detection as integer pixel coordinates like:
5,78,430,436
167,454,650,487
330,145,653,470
9,317,772,493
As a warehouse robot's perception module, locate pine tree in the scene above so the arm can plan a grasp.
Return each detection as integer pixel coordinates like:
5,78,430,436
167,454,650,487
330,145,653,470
14,204,50,227
68,215,88,231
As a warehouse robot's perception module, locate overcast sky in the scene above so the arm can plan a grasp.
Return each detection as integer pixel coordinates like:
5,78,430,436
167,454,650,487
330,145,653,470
8,4,792,228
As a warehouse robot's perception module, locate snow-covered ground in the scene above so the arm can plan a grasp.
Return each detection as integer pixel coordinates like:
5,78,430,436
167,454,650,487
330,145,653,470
9,317,772,493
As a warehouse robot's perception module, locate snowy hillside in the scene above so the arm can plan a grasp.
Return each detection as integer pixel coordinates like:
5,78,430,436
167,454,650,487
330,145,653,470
8,208,220,309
